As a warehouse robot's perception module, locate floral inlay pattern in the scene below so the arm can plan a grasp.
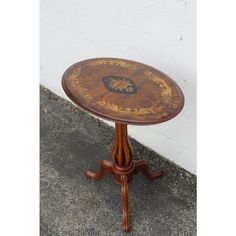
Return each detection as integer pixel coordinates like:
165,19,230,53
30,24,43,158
63,58,184,124
103,76,137,94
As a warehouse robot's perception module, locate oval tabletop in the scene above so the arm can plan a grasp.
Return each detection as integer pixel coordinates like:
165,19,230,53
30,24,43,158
62,58,184,125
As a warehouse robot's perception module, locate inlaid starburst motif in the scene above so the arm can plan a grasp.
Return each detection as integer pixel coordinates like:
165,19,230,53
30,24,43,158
103,76,137,94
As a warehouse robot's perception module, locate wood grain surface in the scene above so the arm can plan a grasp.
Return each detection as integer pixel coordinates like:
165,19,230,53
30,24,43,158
62,58,184,125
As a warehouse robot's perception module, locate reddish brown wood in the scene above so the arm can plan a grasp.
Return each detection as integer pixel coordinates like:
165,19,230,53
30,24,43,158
62,58,184,233
113,124,132,167
134,159,164,179
85,160,113,180
121,175,130,233
62,58,184,125
85,123,163,233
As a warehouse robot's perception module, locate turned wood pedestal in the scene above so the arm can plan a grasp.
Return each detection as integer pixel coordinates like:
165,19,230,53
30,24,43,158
85,123,163,232
62,58,184,233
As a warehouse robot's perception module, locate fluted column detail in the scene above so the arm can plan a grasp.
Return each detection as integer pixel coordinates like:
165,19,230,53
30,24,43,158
112,123,133,168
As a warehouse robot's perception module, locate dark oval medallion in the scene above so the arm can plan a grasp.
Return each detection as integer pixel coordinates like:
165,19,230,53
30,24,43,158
103,76,138,94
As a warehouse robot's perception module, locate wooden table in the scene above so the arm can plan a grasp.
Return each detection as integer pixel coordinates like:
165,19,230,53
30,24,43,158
62,58,184,233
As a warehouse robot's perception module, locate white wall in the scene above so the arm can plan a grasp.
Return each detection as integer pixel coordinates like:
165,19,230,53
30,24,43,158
40,0,196,174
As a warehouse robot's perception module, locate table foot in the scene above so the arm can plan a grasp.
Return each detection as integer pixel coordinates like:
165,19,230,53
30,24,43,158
84,124,163,233
85,160,113,180
134,159,164,179
121,175,130,233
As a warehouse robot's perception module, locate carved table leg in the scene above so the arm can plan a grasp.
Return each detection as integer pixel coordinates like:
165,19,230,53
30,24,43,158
85,123,163,233
85,160,113,180
134,159,164,179
121,175,130,233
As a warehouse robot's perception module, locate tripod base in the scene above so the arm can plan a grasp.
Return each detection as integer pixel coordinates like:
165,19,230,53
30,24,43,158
85,123,163,233
85,159,163,233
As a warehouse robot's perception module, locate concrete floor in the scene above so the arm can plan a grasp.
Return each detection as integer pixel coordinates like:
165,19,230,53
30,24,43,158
40,86,196,236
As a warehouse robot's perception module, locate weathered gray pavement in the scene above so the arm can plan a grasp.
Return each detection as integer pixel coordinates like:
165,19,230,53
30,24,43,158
40,86,196,236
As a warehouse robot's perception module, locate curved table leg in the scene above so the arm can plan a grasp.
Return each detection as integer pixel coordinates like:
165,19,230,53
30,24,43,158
134,159,163,179
121,175,130,233
85,160,113,180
